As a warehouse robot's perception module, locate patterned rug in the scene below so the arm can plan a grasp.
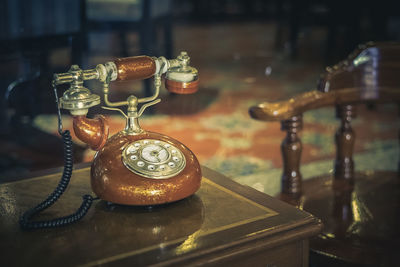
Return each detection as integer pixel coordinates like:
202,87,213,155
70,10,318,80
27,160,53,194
34,86,399,197
33,22,399,196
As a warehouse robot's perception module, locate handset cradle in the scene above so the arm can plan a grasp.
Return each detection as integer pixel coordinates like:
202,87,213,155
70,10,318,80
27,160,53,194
20,52,201,229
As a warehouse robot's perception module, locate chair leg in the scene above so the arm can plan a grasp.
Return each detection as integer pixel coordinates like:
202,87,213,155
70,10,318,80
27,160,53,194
334,104,356,187
281,114,303,197
332,107,356,239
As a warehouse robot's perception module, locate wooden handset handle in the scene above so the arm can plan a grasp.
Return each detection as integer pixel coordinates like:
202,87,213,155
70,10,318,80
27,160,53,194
114,56,157,81
113,55,199,94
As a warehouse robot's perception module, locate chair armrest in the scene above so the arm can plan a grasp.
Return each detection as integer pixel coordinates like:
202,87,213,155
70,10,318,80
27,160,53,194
249,87,400,121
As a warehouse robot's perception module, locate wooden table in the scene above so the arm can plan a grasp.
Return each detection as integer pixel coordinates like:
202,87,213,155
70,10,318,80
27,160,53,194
0,164,322,266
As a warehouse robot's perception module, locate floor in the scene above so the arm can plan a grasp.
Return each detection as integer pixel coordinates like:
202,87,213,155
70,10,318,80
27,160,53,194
1,21,398,197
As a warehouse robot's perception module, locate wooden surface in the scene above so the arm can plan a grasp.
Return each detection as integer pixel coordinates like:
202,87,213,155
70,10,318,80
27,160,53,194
0,164,321,267
302,171,400,266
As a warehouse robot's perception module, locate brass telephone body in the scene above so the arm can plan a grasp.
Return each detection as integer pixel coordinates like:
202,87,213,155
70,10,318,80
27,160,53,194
53,52,201,206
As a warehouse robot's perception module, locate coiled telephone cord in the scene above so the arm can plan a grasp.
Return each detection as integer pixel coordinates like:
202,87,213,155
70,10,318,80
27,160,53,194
19,130,96,230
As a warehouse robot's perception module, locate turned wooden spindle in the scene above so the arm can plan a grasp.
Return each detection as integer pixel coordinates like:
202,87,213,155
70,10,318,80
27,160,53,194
280,115,303,197
334,104,356,185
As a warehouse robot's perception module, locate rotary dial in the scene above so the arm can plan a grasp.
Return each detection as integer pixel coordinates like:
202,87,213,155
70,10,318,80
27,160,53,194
122,139,186,179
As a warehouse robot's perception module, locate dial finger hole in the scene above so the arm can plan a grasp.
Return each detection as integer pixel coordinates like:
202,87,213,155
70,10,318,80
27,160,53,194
128,147,137,153
168,162,175,168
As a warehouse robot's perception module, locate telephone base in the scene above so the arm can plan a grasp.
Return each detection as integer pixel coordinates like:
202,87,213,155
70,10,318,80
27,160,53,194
90,130,202,206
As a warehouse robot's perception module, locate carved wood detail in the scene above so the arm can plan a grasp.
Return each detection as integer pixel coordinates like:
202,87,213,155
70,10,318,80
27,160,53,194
334,105,356,188
280,115,303,196
249,87,400,122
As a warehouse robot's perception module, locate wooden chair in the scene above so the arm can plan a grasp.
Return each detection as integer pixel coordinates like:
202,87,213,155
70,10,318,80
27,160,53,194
249,42,400,266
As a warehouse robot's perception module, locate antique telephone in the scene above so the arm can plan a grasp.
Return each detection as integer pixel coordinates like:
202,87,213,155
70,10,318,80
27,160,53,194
20,52,201,229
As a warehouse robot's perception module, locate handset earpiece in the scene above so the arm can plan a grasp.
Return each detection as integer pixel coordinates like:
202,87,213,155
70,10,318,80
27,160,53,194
165,66,199,94
164,52,199,94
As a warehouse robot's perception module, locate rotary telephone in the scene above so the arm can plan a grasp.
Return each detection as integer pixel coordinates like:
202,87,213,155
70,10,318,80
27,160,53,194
20,52,201,230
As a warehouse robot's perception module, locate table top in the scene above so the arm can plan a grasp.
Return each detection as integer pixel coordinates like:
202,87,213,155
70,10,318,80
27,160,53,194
0,164,321,266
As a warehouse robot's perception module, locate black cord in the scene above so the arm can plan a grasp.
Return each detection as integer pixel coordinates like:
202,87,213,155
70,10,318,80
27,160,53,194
19,130,97,230
19,80,98,230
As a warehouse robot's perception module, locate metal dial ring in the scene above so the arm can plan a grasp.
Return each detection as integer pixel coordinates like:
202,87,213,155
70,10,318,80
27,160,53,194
122,139,186,179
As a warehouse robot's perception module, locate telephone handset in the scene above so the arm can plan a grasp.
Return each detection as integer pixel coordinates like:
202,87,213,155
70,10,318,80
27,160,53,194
20,52,201,229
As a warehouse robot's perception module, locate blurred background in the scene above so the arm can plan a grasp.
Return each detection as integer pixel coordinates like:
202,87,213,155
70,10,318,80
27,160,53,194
0,0,399,194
